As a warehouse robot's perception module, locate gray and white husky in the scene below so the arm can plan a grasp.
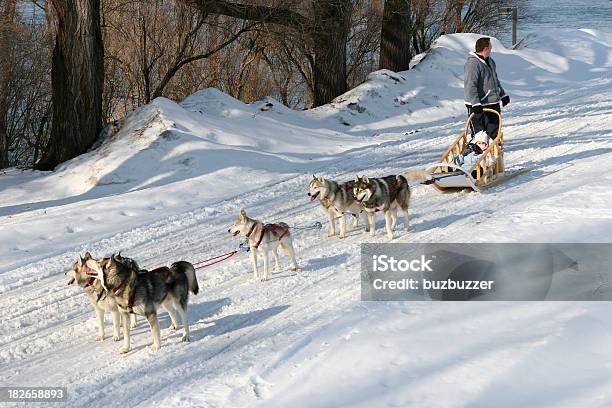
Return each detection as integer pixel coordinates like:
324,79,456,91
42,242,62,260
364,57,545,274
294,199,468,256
86,254,199,353
353,174,411,240
67,252,136,342
308,175,368,239
228,209,300,281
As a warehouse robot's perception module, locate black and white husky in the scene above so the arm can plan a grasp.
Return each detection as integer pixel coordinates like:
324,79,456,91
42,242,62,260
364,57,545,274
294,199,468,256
228,209,301,281
308,175,368,239
86,254,199,353
353,174,411,240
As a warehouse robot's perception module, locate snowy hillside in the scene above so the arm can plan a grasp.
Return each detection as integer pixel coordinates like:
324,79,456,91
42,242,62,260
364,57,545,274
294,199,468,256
1,29,612,407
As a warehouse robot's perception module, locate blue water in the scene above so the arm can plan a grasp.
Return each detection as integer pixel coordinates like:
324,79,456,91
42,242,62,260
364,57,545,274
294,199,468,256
498,0,612,46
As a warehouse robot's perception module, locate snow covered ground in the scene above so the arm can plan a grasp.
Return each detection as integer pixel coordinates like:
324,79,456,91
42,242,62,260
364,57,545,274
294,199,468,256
1,29,611,407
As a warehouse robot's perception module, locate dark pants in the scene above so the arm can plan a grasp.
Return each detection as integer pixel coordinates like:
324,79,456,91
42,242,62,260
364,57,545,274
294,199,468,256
467,104,501,139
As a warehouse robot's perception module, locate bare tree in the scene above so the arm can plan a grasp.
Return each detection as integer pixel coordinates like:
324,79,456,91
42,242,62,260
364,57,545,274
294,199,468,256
377,0,521,73
36,0,104,170
438,0,513,36
0,0,17,168
268,27,316,106
7,19,52,167
102,0,253,119
0,1,51,168
347,0,382,87
181,0,353,107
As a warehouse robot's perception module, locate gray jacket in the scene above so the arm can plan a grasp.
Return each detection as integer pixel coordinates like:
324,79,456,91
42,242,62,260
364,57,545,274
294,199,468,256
464,52,506,107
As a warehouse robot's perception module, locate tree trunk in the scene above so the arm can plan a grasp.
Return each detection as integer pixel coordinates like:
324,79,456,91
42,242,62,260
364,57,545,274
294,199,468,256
311,0,351,106
454,0,463,32
0,0,16,169
244,46,261,102
379,0,413,72
36,0,104,171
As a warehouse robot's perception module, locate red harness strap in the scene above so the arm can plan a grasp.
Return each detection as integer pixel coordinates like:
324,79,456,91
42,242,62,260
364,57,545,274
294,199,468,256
194,251,237,270
254,224,289,249
127,287,137,312
112,278,128,294
278,227,289,241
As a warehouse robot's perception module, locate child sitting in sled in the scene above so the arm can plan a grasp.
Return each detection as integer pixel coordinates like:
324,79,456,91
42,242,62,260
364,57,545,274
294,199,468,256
456,130,490,172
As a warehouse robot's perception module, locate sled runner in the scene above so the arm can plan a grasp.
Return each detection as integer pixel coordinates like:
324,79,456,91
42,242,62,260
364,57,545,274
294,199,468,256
425,108,527,192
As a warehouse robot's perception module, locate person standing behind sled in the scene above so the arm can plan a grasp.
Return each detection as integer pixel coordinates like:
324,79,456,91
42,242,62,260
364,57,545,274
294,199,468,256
464,37,510,139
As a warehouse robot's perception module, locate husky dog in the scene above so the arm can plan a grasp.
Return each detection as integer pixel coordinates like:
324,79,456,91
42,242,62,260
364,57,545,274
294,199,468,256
353,174,411,240
67,252,136,342
228,209,300,281
308,175,369,239
86,254,199,353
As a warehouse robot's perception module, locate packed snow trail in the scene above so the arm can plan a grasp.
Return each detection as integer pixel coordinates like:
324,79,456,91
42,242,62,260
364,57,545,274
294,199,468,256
1,30,612,407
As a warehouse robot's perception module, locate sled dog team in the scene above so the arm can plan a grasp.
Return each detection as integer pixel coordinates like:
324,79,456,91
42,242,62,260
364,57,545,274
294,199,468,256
69,172,415,352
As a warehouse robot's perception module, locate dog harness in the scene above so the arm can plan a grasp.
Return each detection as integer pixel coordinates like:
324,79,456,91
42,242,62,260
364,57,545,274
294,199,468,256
253,223,289,249
149,266,171,284
111,266,172,313
361,175,403,212
343,180,356,193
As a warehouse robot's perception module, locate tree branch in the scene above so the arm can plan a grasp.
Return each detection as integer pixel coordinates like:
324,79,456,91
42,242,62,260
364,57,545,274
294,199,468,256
151,23,252,99
181,0,311,30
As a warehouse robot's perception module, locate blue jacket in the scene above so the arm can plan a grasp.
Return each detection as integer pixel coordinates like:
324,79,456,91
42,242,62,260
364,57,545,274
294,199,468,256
458,153,481,171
